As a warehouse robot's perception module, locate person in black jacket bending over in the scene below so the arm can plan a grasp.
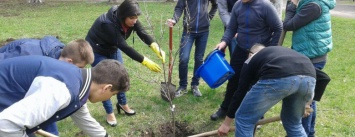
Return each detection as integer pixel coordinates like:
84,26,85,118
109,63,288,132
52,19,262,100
85,0,166,127
218,44,316,136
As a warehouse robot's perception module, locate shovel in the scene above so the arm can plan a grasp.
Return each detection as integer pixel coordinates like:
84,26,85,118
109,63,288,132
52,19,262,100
188,108,314,137
160,27,176,102
188,116,281,137
36,129,58,137
277,0,291,46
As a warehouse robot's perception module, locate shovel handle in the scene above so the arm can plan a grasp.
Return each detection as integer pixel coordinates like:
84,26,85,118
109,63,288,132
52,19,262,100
168,27,173,83
188,116,281,137
277,0,291,46
36,129,58,137
188,108,314,137
169,27,173,53
277,31,286,46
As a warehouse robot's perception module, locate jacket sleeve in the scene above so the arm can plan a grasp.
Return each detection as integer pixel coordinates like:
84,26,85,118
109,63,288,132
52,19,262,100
217,0,230,26
134,20,155,46
283,2,322,31
101,24,145,63
209,0,218,20
116,34,145,63
172,0,185,22
221,3,239,45
71,104,107,137
264,3,283,46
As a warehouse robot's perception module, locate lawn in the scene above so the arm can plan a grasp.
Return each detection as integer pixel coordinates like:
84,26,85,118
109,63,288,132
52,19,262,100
1,1,354,137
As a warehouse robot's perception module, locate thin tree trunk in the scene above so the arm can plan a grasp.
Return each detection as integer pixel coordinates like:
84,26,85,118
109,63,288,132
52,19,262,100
270,0,283,20
28,0,43,3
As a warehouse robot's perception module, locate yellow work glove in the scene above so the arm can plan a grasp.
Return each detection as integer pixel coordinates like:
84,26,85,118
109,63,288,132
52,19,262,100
150,42,166,63
141,57,162,72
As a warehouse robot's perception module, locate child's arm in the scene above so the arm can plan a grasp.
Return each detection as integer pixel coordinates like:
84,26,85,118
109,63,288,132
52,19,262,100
70,104,108,137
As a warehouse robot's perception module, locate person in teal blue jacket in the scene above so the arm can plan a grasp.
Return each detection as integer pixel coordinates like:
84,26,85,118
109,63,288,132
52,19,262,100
283,0,335,136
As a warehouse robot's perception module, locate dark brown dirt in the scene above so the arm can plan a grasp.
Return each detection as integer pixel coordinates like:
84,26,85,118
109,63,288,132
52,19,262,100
0,38,16,47
159,121,195,137
133,121,196,137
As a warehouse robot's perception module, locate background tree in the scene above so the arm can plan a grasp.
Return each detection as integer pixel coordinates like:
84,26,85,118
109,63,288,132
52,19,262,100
28,0,43,3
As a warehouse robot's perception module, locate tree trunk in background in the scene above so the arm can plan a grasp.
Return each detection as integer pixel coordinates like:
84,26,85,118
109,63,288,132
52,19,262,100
270,0,283,20
108,0,123,4
28,0,43,3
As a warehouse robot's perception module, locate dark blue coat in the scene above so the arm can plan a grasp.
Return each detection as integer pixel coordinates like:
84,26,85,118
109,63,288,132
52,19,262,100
0,56,91,134
0,36,65,60
221,0,282,49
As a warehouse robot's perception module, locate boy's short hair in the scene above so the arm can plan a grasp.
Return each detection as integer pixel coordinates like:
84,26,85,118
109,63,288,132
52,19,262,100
92,59,130,92
61,39,94,65
249,43,265,54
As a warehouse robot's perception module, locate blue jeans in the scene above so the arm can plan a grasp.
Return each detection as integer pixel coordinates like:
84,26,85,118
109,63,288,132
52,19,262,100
178,31,209,88
235,75,316,137
92,51,127,114
302,61,326,137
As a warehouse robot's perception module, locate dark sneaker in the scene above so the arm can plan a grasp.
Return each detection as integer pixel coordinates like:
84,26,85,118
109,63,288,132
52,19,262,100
210,108,227,121
175,87,186,97
191,85,202,97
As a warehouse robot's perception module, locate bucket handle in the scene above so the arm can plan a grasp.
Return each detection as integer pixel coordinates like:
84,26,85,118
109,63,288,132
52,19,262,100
204,49,224,62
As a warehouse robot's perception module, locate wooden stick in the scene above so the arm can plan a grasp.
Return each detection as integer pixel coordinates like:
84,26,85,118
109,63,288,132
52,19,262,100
188,116,280,137
188,108,314,137
168,27,173,83
35,129,58,137
277,31,287,46
256,116,281,125
277,0,291,46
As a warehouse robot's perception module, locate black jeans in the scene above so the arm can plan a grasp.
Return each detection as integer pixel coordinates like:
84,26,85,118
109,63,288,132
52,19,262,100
220,45,249,111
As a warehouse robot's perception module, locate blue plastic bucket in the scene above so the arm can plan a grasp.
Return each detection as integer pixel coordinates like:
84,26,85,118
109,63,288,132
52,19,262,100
196,50,235,88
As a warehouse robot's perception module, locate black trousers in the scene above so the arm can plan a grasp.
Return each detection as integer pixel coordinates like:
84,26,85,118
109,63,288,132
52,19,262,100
220,45,249,111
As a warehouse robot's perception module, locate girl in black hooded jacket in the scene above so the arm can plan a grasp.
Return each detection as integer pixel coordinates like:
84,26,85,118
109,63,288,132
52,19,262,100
85,0,165,127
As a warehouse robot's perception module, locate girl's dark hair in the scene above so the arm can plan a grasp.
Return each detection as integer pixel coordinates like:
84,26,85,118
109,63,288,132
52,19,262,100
117,0,142,21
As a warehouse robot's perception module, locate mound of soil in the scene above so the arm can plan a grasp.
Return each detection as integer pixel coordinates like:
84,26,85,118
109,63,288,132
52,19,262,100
137,121,195,137
159,121,195,137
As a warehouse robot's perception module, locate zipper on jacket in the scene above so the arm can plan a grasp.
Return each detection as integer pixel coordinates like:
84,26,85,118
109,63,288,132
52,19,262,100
195,0,201,33
246,4,250,49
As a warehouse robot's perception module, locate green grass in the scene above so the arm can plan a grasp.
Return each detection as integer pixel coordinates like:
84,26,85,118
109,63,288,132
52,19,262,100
1,1,355,137
337,0,355,5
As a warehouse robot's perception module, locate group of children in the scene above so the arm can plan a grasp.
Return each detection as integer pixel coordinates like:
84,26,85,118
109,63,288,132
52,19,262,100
0,0,334,136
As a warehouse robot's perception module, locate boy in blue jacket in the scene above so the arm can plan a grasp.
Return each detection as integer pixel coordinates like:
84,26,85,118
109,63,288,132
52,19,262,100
0,36,99,136
0,36,93,68
0,56,129,137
